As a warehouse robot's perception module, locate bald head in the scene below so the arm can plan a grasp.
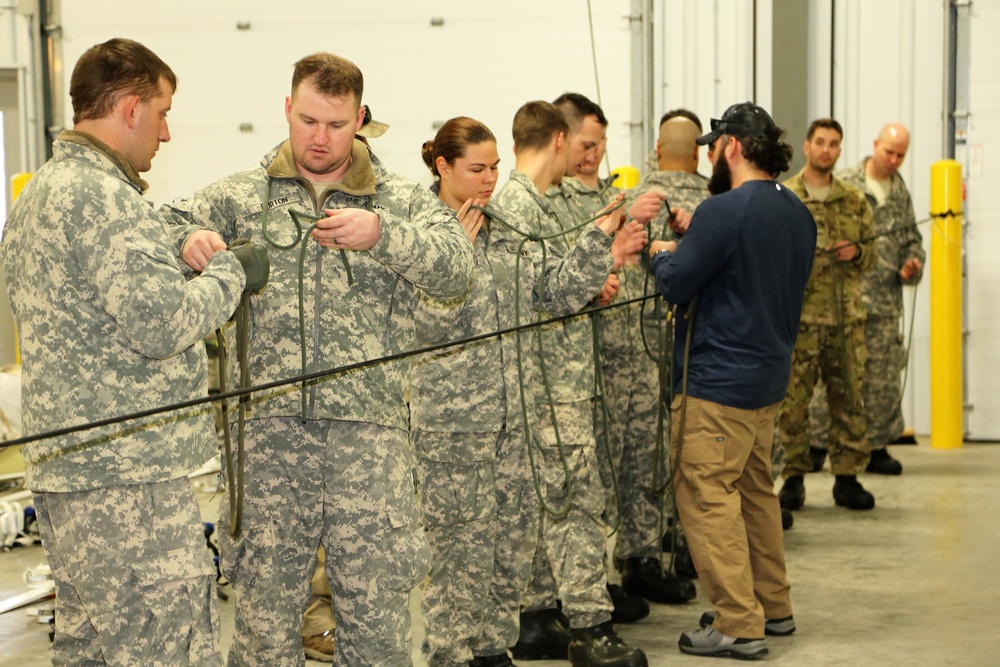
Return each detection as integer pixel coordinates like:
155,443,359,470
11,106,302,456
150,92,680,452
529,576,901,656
656,116,700,173
869,122,911,179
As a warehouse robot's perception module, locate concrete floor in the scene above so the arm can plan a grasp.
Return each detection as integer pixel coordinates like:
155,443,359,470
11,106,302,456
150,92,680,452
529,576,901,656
2,440,998,666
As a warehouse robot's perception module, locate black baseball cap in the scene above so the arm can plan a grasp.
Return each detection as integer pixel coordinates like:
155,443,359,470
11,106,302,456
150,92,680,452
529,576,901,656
695,102,777,146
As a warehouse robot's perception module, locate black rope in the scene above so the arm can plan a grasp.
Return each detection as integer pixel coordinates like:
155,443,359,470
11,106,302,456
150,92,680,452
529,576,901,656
0,292,663,451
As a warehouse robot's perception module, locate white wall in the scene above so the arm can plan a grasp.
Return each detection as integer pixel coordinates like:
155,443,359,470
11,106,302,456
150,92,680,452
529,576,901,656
653,0,765,176
60,1,636,206
965,1,1000,439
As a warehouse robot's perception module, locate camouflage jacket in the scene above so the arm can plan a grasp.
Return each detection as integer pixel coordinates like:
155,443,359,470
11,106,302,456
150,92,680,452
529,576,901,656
409,198,613,437
1,131,246,492
839,159,926,318
783,170,876,325
547,175,620,233
496,171,601,404
162,139,473,430
601,170,711,360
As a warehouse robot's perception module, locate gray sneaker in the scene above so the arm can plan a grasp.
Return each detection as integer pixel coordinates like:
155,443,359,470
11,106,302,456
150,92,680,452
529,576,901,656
699,610,796,636
678,626,768,660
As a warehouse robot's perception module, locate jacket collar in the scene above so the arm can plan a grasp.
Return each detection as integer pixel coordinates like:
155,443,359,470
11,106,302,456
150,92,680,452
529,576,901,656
59,130,149,193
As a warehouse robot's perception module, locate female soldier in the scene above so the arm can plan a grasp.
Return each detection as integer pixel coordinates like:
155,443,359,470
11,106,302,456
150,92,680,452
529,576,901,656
410,117,630,667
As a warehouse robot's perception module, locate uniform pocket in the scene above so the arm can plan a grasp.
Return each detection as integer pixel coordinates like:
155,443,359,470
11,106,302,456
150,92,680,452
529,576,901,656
417,459,495,528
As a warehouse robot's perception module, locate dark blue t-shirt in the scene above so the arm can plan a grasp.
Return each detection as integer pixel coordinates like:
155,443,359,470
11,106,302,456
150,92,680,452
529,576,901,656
650,179,816,409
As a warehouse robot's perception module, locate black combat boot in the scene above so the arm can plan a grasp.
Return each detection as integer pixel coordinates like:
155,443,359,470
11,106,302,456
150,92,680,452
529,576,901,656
778,474,806,511
833,475,875,510
621,557,695,604
866,448,903,475
469,653,514,667
606,583,649,624
673,535,698,579
568,621,648,667
511,608,571,660
810,446,828,472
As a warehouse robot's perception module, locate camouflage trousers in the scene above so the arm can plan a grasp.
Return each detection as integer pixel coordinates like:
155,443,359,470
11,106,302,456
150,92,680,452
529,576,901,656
779,321,870,476
220,417,431,667
522,400,613,629
300,547,335,638
412,427,539,666
863,314,907,448
596,347,673,561
34,477,221,666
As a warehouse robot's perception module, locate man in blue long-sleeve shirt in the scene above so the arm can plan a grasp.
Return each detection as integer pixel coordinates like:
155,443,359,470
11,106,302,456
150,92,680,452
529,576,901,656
647,102,815,661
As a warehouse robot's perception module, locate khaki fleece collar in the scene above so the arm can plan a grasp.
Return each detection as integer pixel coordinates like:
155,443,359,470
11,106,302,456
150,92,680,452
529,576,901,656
787,168,851,202
267,138,377,197
60,130,149,193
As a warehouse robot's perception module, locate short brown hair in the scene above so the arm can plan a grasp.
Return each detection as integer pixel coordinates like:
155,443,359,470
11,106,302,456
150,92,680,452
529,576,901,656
292,53,363,106
70,38,176,124
512,101,569,152
806,118,843,141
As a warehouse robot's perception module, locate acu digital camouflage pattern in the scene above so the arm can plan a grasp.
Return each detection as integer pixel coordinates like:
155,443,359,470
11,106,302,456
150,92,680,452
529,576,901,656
606,171,710,558
497,172,612,627
779,172,874,476
408,197,611,663
534,401,614,628
163,139,471,667
409,199,613,437
839,158,925,319
218,418,429,666
841,158,924,447
162,139,473,430
1,132,246,493
413,428,537,664
35,479,221,666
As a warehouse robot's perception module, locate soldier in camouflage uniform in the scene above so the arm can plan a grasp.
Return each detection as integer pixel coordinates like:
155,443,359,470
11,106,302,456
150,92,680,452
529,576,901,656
412,116,618,667
566,112,702,606
524,98,655,629
839,122,925,476
777,119,878,512
1,39,253,666
498,101,648,667
162,53,473,667
613,115,709,589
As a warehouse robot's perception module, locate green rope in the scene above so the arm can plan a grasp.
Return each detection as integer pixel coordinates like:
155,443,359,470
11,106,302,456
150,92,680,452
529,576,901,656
473,199,625,520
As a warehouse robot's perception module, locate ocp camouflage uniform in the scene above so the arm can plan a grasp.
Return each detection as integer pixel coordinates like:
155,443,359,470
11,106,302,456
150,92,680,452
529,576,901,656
162,139,473,667
496,172,613,629
410,195,612,665
608,170,710,559
2,131,247,666
840,159,925,448
779,171,876,477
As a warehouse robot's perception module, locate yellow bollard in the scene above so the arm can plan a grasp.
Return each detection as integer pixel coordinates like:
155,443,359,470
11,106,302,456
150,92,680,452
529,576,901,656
611,166,639,190
9,173,31,366
11,173,32,203
930,160,963,449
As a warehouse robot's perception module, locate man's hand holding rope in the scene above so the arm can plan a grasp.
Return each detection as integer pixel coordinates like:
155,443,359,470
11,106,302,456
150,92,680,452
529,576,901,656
900,257,922,281
182,229,228,271
312,207,382,250
827,239,861,262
